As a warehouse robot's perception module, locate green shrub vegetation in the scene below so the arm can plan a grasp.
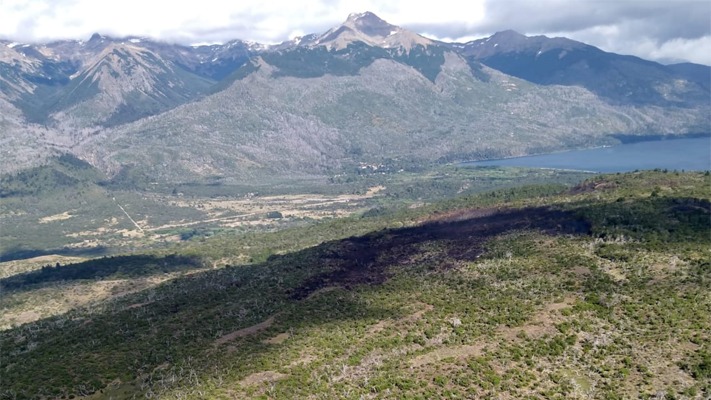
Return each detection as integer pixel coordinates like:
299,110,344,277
0,170,709,399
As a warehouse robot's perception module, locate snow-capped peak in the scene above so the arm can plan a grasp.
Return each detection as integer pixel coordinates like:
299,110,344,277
347,12,369,21
314,11,432,51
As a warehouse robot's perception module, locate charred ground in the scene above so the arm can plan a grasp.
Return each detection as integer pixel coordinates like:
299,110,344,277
291,206,590,300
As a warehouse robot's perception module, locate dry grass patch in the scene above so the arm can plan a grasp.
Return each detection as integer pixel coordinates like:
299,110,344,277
304,286,341,301
366,320,389,335
2,310,41,326
215,316,276,345
288,350,319,367
498,297,575,341
126,301,154,310
239,371,288,387
146,186,385,230
404,302,434,323
410,344,487,367
0,255,86,279
0,276,172,329
38,211,73,223
263,332,290,345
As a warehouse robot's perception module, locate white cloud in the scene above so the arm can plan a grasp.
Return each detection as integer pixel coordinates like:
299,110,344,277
546,27,711,66
0,0,486,43
649,36,711,65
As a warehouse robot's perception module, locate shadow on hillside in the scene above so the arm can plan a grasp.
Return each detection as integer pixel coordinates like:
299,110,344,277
0,254,206,291
568,195,710,242
0,245,110,263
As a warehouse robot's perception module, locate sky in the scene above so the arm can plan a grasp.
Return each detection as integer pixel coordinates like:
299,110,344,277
1,0,709,65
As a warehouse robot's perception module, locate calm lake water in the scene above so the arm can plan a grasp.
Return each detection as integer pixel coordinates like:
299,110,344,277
465,136,711,172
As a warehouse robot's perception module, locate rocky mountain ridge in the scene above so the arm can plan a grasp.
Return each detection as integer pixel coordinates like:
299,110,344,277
1,12,708,181
454,30,710,105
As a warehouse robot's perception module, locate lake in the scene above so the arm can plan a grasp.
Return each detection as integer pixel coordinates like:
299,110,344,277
464,136,711,172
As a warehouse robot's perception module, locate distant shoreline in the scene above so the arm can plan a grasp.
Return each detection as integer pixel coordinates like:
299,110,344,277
609,132,711,144
461,135,711,173
461,133,711,165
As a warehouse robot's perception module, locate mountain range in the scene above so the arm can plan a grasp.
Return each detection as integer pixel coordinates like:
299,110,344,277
1,12,709,182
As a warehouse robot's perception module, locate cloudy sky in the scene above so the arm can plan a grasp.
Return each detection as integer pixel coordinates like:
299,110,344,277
1,0,709,65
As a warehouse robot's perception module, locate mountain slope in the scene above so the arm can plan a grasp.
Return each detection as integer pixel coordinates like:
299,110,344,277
0,42,78,122
0,35,245,128
0,97,62,172
250,13,445,82
308,11,433,51
48,43,214,128
456,30,710,106
132,38,253,81
0,12,709,178
75,46,708,183
667,62,711,91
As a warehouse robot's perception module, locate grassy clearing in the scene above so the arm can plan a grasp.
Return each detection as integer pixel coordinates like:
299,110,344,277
0,162,588,262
